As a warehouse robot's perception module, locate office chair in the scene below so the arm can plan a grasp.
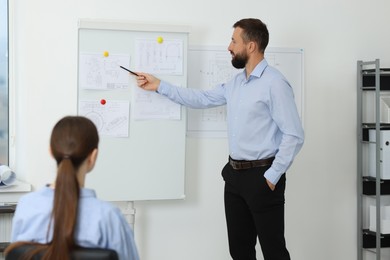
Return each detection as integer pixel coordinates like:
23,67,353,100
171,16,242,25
5,244,119,260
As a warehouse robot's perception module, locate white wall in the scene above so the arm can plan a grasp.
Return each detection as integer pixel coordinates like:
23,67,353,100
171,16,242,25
7,0,390,259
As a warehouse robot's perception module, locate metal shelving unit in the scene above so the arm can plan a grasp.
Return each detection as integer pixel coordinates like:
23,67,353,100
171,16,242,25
357,59,390,260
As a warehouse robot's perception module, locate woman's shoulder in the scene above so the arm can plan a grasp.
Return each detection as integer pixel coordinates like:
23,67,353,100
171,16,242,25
18,186,53,203
79,189,122,215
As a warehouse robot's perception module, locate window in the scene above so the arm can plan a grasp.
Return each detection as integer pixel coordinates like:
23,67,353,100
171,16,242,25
0,0,9,164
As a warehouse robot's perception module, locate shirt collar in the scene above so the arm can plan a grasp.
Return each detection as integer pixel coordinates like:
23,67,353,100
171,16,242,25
243,58,268,80
80,188,97,198
42,185,97,198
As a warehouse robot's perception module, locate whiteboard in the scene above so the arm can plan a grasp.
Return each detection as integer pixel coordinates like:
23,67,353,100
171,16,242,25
187,46,304,138
77,20,189,201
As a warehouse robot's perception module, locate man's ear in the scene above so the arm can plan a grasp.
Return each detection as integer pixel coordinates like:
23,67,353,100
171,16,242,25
247,41,257,53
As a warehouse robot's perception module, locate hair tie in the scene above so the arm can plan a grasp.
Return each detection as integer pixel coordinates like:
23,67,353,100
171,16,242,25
62,154,71,160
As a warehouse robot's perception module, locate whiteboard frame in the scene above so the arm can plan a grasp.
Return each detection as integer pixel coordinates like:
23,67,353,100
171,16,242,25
79,19,190,34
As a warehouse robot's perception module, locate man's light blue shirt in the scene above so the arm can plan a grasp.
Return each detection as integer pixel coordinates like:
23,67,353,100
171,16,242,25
158,59,304,184
11,186,140,260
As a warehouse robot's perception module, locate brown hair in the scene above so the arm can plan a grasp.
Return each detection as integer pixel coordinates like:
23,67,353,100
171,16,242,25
5,116,99,260
233,18,269,53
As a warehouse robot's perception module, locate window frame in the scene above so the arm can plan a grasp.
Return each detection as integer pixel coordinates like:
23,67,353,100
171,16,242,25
0,0,9,166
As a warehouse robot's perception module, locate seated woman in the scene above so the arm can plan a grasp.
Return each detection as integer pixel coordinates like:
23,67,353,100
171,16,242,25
6,116,139,260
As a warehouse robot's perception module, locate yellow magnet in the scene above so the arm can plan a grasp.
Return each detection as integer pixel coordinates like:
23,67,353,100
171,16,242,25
157,36,163,44
103,51,109,57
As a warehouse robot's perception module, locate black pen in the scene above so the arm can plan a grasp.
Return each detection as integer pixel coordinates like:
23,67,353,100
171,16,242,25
119,66,139,76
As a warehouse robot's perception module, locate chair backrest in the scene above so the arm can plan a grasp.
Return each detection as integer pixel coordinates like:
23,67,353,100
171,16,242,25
5,244,119,260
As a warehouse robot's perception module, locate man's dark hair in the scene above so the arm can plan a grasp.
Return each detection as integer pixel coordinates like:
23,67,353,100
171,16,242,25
233,18,269,53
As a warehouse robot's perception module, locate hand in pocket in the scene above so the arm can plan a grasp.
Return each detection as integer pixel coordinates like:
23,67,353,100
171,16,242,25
266,179,275,191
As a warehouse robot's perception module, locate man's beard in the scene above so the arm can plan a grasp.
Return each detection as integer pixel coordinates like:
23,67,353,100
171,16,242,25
231,51,248,69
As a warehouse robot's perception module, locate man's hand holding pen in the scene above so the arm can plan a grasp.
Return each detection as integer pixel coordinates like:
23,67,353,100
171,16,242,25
136,73,160,92
119,66,160,92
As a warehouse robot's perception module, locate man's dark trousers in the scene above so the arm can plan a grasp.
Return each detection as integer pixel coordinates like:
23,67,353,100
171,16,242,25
222,162,290,260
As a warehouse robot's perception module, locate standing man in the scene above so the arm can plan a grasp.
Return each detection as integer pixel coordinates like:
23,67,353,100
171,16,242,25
136,18,304,260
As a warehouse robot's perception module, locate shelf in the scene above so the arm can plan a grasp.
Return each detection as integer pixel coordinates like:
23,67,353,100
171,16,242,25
363,229,390,248
0,180,31,193
362,68,390,91
362,123,390,130
363,177,390,195
0,205,16,214
362,123,390,142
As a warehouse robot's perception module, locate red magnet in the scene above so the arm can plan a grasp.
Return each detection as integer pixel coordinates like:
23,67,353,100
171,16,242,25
100,99,106,105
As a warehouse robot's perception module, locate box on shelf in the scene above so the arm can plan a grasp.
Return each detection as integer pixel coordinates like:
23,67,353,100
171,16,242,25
368,129,390,179
370,205,390,234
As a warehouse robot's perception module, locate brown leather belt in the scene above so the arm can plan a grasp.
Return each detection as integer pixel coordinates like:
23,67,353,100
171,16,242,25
229,156,275,170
